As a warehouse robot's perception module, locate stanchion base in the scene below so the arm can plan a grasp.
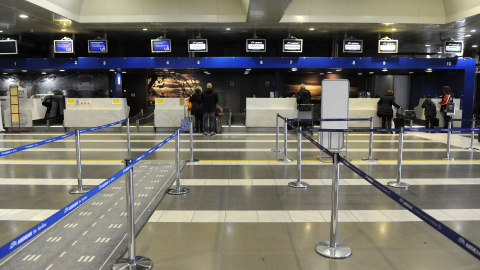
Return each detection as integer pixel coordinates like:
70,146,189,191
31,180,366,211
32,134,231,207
464,147,480,152
69,187,91,194
441,157,455,161
185,159,199,164
278,158,293,163
315,241,351,259
113,256,153,270
387,181,409,189
362,158,378,163
167,187,190,195
271,149,284,153
288,181,309,188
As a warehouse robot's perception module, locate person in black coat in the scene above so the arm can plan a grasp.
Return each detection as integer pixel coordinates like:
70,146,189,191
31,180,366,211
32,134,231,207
377,89,401,129
189,86,203,133
202,83,219,135
421,95,437,129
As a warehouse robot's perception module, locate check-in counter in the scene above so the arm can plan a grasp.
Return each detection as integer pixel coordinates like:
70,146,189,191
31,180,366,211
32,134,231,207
2,97,34,128
414,98,462,127
64,98,129,128
154,98,188,130
245,98,297,128
348,98,381,127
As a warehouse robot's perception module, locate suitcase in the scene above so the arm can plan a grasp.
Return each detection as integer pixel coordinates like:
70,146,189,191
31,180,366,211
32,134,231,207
393,109,405,128
433,117,439,127
215,117,222,133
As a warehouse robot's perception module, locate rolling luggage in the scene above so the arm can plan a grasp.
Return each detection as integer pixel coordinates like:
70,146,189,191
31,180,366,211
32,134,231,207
215,117,222,133
393,108,405,128
433,117,440,127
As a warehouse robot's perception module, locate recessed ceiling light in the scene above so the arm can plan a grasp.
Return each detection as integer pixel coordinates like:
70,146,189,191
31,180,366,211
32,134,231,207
122,71,126,74
61,29,66,32
319,73,324,75
427,68,432,71
471,29,477,32
473,45,478,48
59,69,65,72
3,73,7,75
426,70,432,72
327,71,332,74
382,68,388,72
391,28,396,31
21,70,27,72
291,68,298,71
358,73,362,75
41,72,46,75
0,30,3,33
109,69,115,72
465,34,472,37
409,72,414,74
369,72,374,74
142,28,148,31
19,14,28,18
226,28,231,31
425,44,431,47
309,28,314,31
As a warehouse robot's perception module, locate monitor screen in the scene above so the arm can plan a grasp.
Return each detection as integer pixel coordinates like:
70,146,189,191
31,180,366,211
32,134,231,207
246,39,266,52
444,41,463,54
88,40,108,53
0,40,18,55
343,40,363,53
151,39,171,53
54,40,74,53
378,40,398,53
283,39,303,52
188,39,208,52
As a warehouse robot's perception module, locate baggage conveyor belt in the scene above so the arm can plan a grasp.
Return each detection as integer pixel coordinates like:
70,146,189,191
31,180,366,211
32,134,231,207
0,160,182,270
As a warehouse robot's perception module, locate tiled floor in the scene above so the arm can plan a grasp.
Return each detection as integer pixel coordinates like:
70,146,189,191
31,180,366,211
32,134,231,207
0,129,480,269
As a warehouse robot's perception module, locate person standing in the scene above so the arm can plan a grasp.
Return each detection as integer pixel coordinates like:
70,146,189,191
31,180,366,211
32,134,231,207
421,95,437,130
438,86,453,129
202,83,218,135
189,86,203,133
296,83,312,111
377,89,401,130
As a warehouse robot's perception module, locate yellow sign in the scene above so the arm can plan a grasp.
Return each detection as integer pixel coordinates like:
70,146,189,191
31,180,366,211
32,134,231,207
156,99,164,104
112,99,120,104
11,114,19,123
180,99,185,106
67,99,76,104
10,85,18,96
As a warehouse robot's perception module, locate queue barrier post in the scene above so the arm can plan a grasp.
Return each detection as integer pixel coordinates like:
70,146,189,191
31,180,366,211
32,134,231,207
186,118,199,163
288,127,309,188
442,120,455,161
315,152,351,258
464,116,479,151
278,118,292,163
271,114,284,160
69,129,91,194
127,118,132,159
388,127,409,189
113,159,153,270
167,129,190,195
362,117,377,162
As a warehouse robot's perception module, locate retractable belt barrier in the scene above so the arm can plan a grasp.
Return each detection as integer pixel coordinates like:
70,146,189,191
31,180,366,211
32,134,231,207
0,119,192,261
301,129,480,260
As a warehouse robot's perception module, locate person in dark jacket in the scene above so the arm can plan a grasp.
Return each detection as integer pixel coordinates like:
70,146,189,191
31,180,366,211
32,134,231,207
296,83,312,111
421,95,437,129
438,85,453,128
377,89,401,129
189,86,203,133
202,83,219,135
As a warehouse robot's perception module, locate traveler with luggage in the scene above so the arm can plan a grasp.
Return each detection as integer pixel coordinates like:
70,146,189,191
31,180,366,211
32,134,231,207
377,89,401,130
438,86,453,129
421,95,437,130
296,83,312,111
188,86,203,133
202,83,219,135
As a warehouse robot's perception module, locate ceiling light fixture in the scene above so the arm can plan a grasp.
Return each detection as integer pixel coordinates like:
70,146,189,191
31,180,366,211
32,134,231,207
465,34,472,37
391,28,396,31
426,70,433,72
473,45,478,48
309,28,314,31
61,29,66,32
369,72,374,74
0,30,3,33
226,28,231,31
425,44,431,47
41,72,46,75
142,28,148,31
59,69,65,72
382,68,388,72
471,29,477,32
409,72,414,74
19,14,29,18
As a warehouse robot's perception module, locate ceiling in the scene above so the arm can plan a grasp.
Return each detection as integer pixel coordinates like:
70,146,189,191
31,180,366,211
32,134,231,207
1,0,480,58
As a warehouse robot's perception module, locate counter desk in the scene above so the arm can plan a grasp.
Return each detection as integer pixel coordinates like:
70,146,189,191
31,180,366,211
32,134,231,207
245,98,298,128
154,98,188,131
64,98,129,129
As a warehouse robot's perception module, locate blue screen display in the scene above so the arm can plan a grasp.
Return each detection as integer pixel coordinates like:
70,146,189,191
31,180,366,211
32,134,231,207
152,40,171,52
88,41,107,52
55,40,73,53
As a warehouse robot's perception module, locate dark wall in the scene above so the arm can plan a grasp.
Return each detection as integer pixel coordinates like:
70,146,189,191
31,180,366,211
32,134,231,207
123,74,148,116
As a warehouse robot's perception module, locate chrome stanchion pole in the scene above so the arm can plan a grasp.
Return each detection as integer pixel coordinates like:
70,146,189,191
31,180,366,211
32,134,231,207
442,120,455,160
167,129,189,195
316,152,351,258
388,127,409,189
271,114,284,160
113,160,153,270
289,127,309,188
465,116,479,151
127,118,132,159
278,118,292,163
362,117,377,162
69,129,91,194
187,118,199,163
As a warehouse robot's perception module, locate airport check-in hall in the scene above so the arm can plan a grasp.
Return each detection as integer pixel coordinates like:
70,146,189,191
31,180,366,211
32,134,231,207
1,0,480,269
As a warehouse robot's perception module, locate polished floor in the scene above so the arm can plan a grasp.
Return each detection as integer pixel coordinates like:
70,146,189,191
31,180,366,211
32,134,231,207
0,129,479,269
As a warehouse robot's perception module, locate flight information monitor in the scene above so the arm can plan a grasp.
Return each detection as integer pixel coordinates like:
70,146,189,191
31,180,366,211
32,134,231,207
188,39,208,52
0,40,18,55
88,40,108,53
378,40,398,53
151,39,171,53
246,39,266,52
283,39,303,52
343,40,363,53
54,40,74,53
444,41,463,55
